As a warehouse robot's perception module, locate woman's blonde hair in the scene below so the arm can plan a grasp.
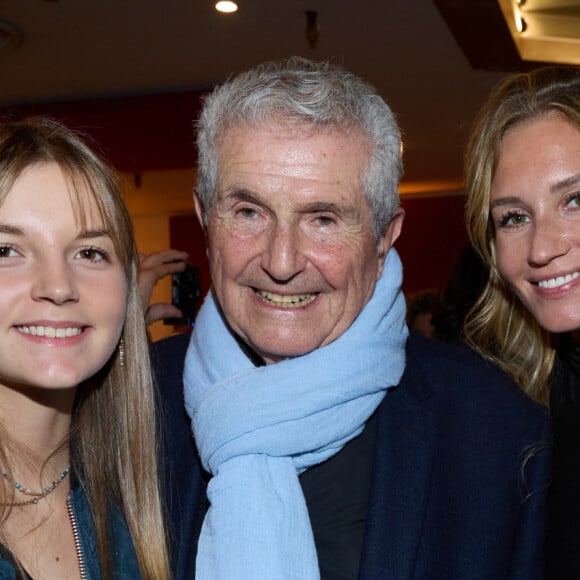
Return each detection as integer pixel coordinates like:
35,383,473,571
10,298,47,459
0,117,170,578
464,66,580,406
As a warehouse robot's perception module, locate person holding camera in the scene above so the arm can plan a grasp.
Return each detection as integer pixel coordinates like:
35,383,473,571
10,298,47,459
138,249,188,325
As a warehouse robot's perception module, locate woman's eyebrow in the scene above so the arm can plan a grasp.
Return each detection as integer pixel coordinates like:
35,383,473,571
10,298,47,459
0,224,23,235
78,228,110,240
550,173,580,194
490,196,522,209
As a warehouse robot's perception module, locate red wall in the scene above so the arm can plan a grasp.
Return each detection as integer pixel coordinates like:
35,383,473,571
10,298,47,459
1,91,205,172
398,193,469,294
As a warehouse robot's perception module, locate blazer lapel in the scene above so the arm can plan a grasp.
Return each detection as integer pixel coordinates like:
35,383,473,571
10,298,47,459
359,359,437,580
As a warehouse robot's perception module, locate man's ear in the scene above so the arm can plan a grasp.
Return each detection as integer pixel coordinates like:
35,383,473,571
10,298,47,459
194,191,206,229
376,207,405,280
194,192,211,260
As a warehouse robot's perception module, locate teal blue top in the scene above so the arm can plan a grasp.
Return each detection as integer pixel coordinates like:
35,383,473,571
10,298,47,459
0,484,141,579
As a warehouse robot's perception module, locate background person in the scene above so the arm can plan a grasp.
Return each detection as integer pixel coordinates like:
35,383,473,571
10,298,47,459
0,117,170,578
405,289,440,339
152,57,551,580
463,65,580,579
431,244,488,344
138,249,188,325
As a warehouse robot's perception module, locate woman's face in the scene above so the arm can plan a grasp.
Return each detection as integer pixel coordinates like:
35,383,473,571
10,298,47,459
0,162,127,394
490,112,580,334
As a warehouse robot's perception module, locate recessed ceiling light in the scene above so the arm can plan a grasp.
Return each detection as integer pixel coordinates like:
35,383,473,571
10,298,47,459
215,1,238,14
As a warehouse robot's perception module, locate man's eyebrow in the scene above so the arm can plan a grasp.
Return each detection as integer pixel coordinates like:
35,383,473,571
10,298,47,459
550,173,580,194
221,188,263,204
220,188,357,218
300,201,356,218
301,201,352,214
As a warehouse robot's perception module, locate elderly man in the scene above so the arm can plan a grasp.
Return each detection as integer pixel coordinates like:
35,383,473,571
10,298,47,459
154,58,550,580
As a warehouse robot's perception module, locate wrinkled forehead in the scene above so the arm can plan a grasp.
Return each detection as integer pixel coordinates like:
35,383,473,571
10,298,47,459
214,119,371,177
215,120,372,194
218,116,366,141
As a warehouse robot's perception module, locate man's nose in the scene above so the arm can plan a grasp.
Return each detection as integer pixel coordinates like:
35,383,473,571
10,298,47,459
261,222,307,282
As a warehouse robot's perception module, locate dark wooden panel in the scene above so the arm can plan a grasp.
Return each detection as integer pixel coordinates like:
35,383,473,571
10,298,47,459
0,90,207,172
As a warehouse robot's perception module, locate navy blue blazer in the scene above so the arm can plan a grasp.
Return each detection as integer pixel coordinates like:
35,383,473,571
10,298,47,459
154,331,551,580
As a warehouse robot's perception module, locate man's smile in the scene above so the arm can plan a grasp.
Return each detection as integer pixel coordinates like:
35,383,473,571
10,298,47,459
255,289,317,308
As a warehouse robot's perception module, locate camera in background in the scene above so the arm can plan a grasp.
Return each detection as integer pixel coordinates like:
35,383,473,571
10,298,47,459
164,265,201,327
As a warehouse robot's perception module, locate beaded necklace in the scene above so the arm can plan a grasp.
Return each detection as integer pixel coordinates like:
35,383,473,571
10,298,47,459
1,465,71,506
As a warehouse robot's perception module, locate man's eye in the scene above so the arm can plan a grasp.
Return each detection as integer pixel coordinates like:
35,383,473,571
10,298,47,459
237,207,258,219
315,215,336,227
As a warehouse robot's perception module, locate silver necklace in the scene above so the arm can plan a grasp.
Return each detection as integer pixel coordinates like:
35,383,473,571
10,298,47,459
1,465,71,506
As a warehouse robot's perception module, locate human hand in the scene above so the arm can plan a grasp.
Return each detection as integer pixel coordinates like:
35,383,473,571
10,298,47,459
138,249,188,325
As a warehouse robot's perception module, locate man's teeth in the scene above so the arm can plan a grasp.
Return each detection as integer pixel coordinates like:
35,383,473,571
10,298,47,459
538,272,580,289
257,290,316,307
16,326,83,338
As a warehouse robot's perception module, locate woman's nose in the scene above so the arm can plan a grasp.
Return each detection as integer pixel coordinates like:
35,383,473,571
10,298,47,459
31,259,80,305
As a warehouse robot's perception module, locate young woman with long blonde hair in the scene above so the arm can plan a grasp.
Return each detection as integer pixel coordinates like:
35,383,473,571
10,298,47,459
0,117,170,578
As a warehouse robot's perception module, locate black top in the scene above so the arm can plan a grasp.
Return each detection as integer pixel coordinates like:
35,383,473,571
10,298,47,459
545,337,580,579
302,412,377,580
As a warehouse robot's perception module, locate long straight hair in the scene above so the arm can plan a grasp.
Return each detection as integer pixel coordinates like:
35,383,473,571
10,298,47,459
0,117,170,578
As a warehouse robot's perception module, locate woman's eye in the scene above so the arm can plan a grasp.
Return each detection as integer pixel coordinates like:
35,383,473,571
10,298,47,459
75,247,109,262
498,212,529,228
566,193,580,208
0,245,18,258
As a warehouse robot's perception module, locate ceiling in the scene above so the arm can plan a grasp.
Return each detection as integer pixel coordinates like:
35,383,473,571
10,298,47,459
0,0,576,186
497,0,580,66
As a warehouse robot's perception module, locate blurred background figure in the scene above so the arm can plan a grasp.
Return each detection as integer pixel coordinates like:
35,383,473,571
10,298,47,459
432,244,489,344
406,289,440,338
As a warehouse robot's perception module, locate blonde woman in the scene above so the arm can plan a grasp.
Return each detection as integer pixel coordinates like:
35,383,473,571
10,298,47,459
464,66,580,579
0,117,170,578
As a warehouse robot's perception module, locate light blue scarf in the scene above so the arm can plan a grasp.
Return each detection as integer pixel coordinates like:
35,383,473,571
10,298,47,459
184,249,408,580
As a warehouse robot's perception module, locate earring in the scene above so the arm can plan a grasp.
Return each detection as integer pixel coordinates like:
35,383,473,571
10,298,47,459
118,338,125,368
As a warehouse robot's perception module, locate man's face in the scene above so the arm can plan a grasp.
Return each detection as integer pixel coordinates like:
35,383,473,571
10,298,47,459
197,123,403,364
